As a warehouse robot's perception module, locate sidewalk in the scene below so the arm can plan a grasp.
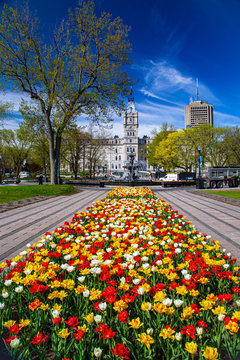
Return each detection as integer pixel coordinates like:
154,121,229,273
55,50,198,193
0,188,108,262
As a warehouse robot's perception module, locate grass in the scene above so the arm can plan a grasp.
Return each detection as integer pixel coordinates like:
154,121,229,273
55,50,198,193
206,189,240,200
0,184,77,204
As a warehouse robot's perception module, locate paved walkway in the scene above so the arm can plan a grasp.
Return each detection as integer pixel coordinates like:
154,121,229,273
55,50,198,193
152,187,240,261
0,188,108,262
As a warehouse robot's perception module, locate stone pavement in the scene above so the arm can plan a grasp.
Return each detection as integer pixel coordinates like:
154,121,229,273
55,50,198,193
0,187,109,263
152,187,240,262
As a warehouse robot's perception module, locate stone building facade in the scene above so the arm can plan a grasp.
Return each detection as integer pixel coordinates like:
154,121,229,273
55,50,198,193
103,95,152,174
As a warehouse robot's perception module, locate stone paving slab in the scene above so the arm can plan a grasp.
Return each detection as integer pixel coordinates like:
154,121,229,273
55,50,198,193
189,189,240,206
154,189,240,262
0,188,108,263
0,195,56,213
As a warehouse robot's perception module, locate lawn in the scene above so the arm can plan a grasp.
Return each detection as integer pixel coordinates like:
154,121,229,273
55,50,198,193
206,189,240,200
0,184,77,203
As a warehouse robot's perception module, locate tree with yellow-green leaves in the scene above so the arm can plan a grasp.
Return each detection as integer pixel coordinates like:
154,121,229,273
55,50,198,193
146,123,176,168
0,1,133,184
152,124,234,172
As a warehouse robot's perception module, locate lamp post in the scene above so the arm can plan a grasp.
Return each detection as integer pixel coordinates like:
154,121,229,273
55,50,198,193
198,146,202,179
45,163,48,183
197,145,204,189
0,155,2,184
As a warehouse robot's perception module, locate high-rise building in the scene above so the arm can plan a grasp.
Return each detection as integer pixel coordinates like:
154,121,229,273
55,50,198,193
185,100,213,129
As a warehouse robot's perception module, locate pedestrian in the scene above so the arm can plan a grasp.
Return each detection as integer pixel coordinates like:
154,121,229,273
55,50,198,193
38,173,43,185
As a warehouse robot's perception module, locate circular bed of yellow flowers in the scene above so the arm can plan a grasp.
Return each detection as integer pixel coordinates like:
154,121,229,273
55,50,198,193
0,187,240,360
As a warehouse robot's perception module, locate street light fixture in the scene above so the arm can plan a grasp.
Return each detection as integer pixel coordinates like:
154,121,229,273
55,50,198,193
198,146,202,179
0,155,2,184
196,145,204,189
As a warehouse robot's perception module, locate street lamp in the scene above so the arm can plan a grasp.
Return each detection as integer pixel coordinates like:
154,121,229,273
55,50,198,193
198,146,202,179
0,155,2,184
197,145,204,189
45,163,48,183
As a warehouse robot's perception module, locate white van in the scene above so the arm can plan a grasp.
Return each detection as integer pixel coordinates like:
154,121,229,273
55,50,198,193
19,171,31,178
159,173,179,182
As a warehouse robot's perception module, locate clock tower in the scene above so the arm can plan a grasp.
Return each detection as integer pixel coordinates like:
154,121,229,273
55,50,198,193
123,94,139,162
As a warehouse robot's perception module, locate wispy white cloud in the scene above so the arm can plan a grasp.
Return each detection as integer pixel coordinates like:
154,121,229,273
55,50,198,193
214,111,240,127
0,91,31,111
139,60,220,106
140,88,184,107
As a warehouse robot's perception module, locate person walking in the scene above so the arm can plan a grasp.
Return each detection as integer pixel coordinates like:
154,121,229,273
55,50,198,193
38,173,43,185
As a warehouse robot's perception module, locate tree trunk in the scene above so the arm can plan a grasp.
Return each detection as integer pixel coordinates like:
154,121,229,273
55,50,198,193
48,129,62,184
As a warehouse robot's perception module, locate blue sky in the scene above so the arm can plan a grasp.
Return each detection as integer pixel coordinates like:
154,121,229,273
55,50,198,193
1,0,240,137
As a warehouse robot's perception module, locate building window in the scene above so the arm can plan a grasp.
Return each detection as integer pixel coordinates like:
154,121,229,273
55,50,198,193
119,164,121,169
115,149,118,153
112,164,114,169
130,139,132,143
119,155,121,160
127,147,129,152
115,156,118,161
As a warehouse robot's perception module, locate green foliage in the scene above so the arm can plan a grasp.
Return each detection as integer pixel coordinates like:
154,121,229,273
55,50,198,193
0,1,133,183
0,128,32,176
146,123,176,167
149,124,240,171
61,127,93,179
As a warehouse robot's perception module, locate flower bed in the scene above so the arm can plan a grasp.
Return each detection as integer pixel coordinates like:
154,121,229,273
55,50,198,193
0,187,240,360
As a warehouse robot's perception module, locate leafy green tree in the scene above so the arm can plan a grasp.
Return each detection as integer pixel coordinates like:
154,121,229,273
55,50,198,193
62,128,92,179
154,132,179,171
223,126,240,165
146,123,176,167
87,136,106,179
0,128,32,176
153,125,238,172
0,1,133,183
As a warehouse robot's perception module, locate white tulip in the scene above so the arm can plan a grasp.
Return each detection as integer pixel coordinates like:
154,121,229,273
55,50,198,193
94,315,102,323
94,347,103,358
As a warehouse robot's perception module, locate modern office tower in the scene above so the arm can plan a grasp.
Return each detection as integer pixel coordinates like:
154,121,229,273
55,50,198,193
185,100,213,129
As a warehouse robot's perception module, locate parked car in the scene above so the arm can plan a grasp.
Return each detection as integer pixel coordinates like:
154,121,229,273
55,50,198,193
2,178,21,184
